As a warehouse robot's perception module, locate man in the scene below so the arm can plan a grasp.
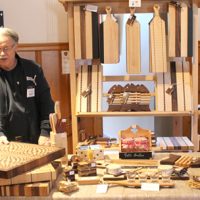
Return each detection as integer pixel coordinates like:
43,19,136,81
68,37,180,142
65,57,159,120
0,27,54,145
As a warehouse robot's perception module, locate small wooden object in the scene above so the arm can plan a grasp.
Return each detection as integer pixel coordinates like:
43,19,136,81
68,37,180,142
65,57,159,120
104,179,175,188
119,125,152,152
77,161,97,177
58,181,79,194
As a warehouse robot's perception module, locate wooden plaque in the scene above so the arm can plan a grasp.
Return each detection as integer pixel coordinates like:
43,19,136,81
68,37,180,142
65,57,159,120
0,142,65,178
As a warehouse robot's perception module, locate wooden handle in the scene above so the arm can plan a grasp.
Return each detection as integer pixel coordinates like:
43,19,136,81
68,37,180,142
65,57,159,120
105,6,112,16
54,101,61,120
130,7,136,16
49,113,57,133
153,4,160,16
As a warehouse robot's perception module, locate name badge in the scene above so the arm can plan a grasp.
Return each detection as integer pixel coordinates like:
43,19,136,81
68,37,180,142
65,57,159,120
27,88,35,98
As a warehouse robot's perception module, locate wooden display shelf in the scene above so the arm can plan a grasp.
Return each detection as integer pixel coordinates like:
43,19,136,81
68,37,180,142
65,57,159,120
76,111,192,117
103,75,155,82
59,0,199,153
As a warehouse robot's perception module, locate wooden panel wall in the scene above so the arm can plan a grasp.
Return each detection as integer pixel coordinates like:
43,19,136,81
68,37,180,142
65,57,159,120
17,43,73,153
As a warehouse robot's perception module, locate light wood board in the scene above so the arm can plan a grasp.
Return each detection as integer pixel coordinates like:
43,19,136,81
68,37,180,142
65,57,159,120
0,162,61,186
100,7,119,63
0,142,65,178
126,9,141,74
149,4,167,72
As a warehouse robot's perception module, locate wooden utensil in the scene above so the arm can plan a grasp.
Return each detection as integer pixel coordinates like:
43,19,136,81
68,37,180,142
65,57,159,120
126,7,141,74
105,180,175,188
100,6,119,63
149,4,167,72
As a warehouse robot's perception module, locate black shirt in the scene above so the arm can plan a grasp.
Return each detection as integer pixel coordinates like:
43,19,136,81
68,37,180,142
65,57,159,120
0,54,54,143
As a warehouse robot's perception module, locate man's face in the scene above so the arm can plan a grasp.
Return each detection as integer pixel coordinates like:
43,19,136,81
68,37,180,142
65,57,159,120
0,35,17,71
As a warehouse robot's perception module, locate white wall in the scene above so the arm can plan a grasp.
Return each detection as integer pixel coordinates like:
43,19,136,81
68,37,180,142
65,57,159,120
0,0,68,43
0,2,199,42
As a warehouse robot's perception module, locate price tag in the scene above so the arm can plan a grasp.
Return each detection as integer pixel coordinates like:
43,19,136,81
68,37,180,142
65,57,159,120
61,50,70,74
129,0,141,7
96,184,108,193
141,182,160,191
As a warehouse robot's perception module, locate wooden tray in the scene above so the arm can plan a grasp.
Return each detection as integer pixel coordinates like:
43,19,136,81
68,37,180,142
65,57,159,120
0,142,65,178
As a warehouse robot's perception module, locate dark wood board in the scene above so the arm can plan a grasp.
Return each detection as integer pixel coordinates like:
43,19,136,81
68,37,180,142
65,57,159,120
0,142,65,179
0,181,53,196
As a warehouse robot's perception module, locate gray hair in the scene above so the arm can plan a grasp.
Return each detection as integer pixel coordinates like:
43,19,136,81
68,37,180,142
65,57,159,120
0,27,19,43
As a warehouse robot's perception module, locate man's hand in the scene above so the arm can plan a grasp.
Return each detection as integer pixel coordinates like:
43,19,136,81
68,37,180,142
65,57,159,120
0,135,9,145
38,135,51,146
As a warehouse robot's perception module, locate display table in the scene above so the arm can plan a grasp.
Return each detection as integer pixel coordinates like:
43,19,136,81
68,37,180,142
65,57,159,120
0,152,200,200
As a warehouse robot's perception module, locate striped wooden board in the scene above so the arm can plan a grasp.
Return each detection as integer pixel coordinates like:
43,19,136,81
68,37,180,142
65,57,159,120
168,2,193,57
157,137,194,151
0,181,53,196
74,5,99,59
76,65,102,112
149,4,167,72
0,142,65,179
100,6,119,64
0,161,61,186
126,8,141,74
156,59,191,111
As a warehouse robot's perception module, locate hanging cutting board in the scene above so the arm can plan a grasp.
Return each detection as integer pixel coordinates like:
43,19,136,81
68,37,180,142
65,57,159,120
74,5,99,60
182,60,191,111
175,59,185,111
168,2,192,57
77,65,102,112
149,4,167,72
100,7,119,64
156,73,165,111
126,8,141,74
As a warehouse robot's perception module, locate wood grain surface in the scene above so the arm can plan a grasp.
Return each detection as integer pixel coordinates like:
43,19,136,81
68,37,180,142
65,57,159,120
0,181,53,196
126,8,141,74
100,7,119,63
149,4,167,72
0,162,61,186
77,65,102,112
0,142,65,179
74,5,99,59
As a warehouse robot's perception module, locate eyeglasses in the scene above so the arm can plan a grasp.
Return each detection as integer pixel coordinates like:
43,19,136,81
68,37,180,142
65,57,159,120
0,43,16,53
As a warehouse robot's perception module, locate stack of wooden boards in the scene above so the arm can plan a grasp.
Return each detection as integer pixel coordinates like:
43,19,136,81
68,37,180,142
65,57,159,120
0,142,65,196
157,136,194,151
107,84,151,111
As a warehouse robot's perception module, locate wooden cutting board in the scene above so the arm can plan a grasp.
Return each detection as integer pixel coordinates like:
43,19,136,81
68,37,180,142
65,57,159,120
149,4,167,72
74,5,99,59
126,8,141,74
168,2,191,57
0,181,53,196
0,142,65,178
76,64,102,112
100,6,119,64
0,161,61,186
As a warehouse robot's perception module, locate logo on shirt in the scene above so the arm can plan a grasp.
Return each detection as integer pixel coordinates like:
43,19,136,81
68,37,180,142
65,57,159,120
26,75,37,86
